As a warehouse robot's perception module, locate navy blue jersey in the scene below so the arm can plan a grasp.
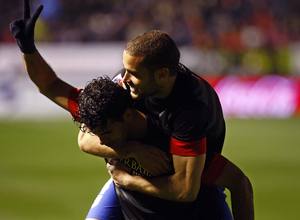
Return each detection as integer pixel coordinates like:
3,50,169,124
141,64,225,163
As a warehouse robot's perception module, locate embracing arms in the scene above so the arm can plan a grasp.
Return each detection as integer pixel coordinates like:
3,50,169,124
78,129,171,175
108,153,205,202
108,151,254,219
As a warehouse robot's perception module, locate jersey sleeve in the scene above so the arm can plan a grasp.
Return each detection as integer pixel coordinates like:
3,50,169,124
170,106,209,156
170,137,207,156
67,87,82,121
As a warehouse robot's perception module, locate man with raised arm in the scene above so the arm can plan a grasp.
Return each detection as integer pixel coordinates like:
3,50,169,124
10,1,254,219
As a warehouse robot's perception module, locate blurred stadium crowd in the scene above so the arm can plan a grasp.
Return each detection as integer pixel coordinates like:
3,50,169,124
1,0,300,75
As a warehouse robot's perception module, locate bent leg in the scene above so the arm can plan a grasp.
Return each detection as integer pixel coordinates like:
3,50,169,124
196,186,233,220
86,178,124,220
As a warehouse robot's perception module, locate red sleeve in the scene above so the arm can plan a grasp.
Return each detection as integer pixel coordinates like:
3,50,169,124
67,88,82,121
170,136,207,156
201,154,228,185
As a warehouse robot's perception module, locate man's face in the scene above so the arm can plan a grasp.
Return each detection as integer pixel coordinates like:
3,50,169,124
94,119,128,147
122,50,158,99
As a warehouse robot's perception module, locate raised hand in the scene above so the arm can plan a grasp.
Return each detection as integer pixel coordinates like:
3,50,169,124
10,0,43,53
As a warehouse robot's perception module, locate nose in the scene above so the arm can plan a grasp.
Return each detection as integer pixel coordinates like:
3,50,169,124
122,70,131,83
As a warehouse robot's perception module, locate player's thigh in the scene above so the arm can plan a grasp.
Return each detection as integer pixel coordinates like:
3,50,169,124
197,186,233,220
86,178,123,220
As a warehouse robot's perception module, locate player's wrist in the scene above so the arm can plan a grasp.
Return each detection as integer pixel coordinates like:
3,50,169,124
16,34,36,54
19,41,36,54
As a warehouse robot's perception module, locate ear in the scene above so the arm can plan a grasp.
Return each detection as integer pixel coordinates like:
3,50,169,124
154,68,170,85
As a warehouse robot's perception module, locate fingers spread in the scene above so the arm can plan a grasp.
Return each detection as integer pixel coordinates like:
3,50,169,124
31,5,43,24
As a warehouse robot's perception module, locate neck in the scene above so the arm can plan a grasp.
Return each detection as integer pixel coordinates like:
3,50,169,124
127,110,147,139
156,75,177,99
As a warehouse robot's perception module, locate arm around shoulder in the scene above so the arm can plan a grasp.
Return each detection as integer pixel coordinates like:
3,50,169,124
111,154,206,202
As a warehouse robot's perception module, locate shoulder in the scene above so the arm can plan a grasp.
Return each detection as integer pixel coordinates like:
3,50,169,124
171,105,209,141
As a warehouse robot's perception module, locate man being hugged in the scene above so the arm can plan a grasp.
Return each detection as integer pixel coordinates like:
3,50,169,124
10,1,254,219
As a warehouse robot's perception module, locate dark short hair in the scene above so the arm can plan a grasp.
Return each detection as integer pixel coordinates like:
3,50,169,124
78,76,132,131
125,30,180,73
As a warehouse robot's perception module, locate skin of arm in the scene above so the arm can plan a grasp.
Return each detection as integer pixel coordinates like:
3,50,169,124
108,154,206,202
23,51,75,110
214,158,254,220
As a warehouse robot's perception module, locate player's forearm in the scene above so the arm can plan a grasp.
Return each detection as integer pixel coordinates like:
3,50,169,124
125,173,196,201
23,51,58,92
80,143,123,158
23,51,76,110
120,155,204,202
78,130,129,158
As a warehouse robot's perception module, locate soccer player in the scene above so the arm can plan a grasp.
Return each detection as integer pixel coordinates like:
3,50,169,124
78,77,253,220
10,1,254,219
79,31,253,219
81,30,254,219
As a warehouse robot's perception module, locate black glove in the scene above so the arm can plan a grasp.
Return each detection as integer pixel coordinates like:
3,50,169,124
10,0,43,53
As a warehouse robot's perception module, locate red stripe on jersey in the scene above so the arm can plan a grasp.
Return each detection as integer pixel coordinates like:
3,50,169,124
201,154,228,185
68,88,81,121
170,137,207,156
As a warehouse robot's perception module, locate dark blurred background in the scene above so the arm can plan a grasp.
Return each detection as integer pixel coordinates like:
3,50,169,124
1,0,300,75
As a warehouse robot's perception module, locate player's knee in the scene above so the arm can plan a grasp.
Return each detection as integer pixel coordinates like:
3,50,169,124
78,139,87,152
78,140,89,152
78,142,97,155
77,132,92,153
78,130,87,151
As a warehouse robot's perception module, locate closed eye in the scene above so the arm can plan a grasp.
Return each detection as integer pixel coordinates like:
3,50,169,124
126,69,139,77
